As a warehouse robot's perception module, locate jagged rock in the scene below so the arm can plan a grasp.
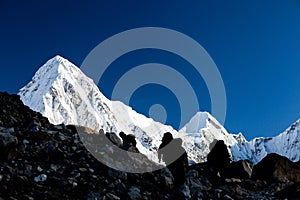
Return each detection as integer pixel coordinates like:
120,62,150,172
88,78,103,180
275,182,300,199
180,184,191,199
105,193,120,200
86,192,103,200
53,124,65,131
0,132,18,160
114,182,127,194
186,169,198,178
160,168,174,189
105,132,122,146
34,174,47,182
252,153,300,182
223,194,234,200
0,127,14,133
127,186,141,200
0,132,18,148
225,178,242,183
224,160,253,179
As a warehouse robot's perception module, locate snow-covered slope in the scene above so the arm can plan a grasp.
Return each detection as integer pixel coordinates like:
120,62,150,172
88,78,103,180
19,55,300,165
230,119,300,164
19,55,177,162
19,55,119,133
19,55,244,163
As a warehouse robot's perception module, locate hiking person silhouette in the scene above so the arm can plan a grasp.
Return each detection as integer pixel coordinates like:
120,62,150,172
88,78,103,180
207,140,231,177
158,133,188,187
119,132,139,152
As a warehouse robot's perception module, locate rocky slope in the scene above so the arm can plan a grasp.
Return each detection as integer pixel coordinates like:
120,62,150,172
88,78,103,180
0,92,172,199
1,91,300,199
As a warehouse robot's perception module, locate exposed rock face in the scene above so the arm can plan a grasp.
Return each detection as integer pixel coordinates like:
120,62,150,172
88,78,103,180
0,92,171,199
252,153,300,183
0,132,18,161
275,182,300,199
224,160,253,179
105,132,122,146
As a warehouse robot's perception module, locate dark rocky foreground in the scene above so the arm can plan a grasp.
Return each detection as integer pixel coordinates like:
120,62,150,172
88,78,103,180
0,91,300,200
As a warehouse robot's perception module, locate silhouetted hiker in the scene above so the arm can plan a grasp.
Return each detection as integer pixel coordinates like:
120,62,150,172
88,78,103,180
119,132,139,152
158,132,173,162
158,133,188,187
207,140,231,176
119,132,127,144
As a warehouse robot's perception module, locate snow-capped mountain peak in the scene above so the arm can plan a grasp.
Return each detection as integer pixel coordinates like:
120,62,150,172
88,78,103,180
19,55,116,131
179,111,210,133
178,111,244,162
19,55,300,165
19,55,178,162
20,55,241,163
230,118,300,164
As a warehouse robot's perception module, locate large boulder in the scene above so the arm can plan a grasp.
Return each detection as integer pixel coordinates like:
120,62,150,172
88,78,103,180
252,153,300,182
224,160,253,179
275,182,300,199
0,132,18,160
105,132,122,146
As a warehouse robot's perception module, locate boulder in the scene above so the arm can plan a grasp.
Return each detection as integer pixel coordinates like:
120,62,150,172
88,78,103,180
224,160,253,179
275,182,300,199
0,132,18,160
0,132,18,148
252,153,300,182
127,186,141,200
105,132,122,146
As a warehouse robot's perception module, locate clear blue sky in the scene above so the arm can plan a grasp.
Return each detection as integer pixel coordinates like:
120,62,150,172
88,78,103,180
1,1,300,140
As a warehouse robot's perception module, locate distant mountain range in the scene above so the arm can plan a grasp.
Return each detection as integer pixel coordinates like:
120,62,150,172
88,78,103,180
19,55,300,164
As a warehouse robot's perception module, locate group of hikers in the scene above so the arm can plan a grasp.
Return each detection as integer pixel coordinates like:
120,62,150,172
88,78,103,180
113,131,189,187
106,130,230,188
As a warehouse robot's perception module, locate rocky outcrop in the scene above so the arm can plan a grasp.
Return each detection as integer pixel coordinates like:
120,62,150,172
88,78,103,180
0,132,18,161
0,92,174,199
275,182,300,199
224,160,253,179
252,153,300,183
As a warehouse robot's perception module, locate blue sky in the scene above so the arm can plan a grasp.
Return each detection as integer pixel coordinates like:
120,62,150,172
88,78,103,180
1,1,300,140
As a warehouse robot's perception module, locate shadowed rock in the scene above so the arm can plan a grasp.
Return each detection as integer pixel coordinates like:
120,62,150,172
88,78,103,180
105,132,122,146
224,160,253,179
252,153,300,183
0,132,18,161
275,182,300,199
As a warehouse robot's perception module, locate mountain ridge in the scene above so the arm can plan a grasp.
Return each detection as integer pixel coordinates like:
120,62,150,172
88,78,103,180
19,55,300,164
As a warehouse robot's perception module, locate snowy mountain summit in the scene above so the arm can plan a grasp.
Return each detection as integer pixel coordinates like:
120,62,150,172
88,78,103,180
179,112,245,162
231,119,300,164
19,55,178,162
19,55,300,164
19,55,119,132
